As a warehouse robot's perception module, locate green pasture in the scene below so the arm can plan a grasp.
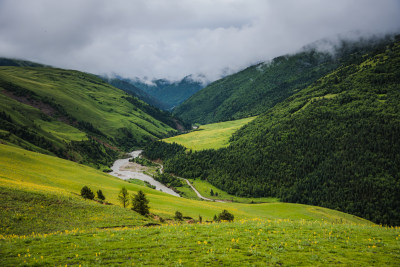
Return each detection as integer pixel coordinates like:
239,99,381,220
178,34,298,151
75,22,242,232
0,144,370,234
1,219,399,266
0,67,175,145
163,116,256,151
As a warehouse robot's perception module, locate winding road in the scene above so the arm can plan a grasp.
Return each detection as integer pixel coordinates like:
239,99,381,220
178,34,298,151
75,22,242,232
181,178,226,202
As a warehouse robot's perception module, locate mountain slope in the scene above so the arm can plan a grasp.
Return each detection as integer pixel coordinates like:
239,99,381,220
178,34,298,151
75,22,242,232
4,144,397,266
131,75,204,109
161,37,400,225
101,77,169,110
0,65,177,169
174,36,395,124
0,57,50,68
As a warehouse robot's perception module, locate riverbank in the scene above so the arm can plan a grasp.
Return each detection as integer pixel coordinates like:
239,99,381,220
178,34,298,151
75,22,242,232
109,150,180,197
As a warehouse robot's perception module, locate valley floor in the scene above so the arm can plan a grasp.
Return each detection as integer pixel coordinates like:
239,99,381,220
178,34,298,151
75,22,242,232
1,144,399,266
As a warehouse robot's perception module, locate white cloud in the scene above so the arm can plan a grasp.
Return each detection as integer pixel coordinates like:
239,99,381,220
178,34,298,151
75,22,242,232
0,0,399,81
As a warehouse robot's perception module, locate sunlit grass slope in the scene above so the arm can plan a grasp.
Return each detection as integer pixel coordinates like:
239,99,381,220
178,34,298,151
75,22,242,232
1,219,399,266
0,144,369,232
0,66,177,169
163,116,256,151
0,67,174,140
2,144,397,266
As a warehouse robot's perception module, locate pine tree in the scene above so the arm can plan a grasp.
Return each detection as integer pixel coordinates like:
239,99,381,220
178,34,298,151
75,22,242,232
81,186,94,200
97,189,105,201
131,190,150,216
118,187,129,208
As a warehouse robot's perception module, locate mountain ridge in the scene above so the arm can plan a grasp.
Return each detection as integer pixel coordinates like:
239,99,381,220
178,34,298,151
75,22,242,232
174,35,396,124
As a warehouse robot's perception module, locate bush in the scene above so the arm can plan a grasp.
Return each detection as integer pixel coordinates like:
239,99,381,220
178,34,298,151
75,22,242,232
174,211,183,221
218,209,234,222
81,186,94,200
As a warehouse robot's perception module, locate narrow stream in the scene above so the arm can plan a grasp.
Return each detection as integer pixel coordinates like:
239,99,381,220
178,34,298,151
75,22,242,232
109,150,180,197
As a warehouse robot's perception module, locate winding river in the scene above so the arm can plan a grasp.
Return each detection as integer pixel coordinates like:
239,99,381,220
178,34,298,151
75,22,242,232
109,150,180,197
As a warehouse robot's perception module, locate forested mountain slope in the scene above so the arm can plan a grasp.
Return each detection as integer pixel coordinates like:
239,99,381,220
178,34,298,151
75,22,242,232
131,75,204,110
101,77,169,110
158,37,400,225
0,65,178,169
174,37,395,124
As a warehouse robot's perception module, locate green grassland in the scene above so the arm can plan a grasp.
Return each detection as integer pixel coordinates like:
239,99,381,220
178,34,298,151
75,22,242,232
0,66,177,169
163,117,256,151
0,144,370,229
1,218,399,266
0,67,174,139
2,144,399,265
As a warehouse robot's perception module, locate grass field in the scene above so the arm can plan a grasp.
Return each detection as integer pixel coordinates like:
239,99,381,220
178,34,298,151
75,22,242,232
2,143,399,265
0,144,370,228
0,66,176,169
163,116,256,151
1,218,399,266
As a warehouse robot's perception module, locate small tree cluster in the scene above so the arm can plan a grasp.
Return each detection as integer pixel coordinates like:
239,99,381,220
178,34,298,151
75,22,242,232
81,186,106,201
213,210,234,222
174,211,183,221
81,186,95,200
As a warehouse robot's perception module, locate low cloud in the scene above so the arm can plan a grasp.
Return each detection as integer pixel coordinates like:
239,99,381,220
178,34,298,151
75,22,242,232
0,0,399,81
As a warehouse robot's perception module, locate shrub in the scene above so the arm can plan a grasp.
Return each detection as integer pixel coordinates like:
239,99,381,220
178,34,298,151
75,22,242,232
174,211,183,221
218,209,234,221
81,186,94,200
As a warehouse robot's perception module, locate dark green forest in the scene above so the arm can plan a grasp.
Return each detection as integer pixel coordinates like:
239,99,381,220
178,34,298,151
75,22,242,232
148,37,400,225
174,36,396,124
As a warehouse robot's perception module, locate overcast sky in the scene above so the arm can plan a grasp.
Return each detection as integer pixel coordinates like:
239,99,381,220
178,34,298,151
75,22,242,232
0,0,399,81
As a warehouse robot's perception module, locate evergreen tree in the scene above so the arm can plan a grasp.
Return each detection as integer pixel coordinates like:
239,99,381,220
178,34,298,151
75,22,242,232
81,186,94,200
210,189,214,196
118,187,129,208
132,190,150,216
97,189,105,201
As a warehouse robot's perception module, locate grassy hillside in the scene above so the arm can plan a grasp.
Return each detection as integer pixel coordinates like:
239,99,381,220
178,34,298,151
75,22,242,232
2,144,398,266
163,116,255,151
0,144,369,229
0,65,178,169
163,37,400,226
174,36,395,124
1,218,399,266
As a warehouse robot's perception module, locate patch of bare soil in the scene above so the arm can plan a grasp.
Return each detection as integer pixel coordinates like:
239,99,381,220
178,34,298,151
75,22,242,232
2,89,57,117
120,161,150,172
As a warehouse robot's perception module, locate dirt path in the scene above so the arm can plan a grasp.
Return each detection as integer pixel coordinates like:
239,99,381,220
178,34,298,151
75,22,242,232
181,178,226,203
